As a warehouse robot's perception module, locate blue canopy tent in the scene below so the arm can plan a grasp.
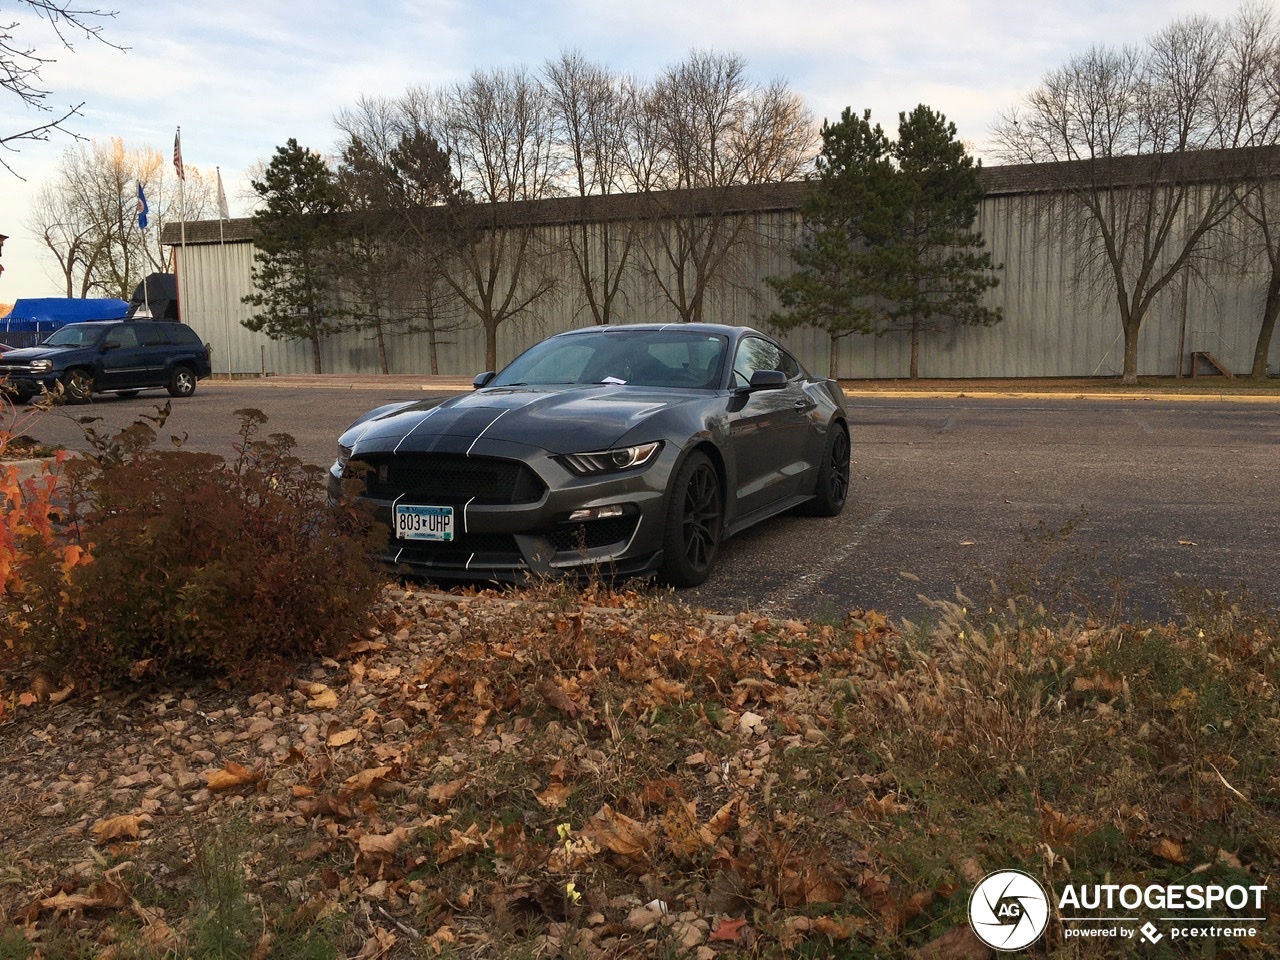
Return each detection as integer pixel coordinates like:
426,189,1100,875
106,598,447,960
1,297,130,348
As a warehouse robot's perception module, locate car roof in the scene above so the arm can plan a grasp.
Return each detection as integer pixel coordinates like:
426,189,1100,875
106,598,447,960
553,322,759,338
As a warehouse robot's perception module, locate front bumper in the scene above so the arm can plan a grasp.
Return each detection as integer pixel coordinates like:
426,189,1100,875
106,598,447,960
329,439,678,583
0,373,58,397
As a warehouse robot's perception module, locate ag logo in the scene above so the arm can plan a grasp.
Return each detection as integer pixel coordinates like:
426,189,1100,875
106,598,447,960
969,869,1050,951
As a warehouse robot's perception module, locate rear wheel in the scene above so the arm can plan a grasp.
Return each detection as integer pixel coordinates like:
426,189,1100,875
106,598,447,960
658,450,723,587
62,369,94,404
799,422,850,517
167,365,197,398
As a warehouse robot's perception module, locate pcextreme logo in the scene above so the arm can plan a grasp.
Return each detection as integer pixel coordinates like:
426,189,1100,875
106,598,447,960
969,870,1050,951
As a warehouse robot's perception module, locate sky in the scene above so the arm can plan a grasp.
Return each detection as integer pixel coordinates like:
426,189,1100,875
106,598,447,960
0,0,1253,299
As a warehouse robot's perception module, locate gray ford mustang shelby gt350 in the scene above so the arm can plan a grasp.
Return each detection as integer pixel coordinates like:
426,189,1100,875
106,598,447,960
330,323,850,587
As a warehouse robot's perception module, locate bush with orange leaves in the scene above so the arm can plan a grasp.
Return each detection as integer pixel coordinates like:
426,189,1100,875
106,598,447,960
0,395,88,656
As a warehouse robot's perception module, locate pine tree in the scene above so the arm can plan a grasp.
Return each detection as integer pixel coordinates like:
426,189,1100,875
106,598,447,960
880,106,1002,378
242,139,344,374
767,109,895,377
770,105,1002,378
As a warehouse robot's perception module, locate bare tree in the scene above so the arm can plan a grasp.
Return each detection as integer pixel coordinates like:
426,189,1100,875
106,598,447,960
26,137,215,298
993,15,1249,383
632,50,817,323
333,99,473,374
542,50,637,324
424,67,564,371
1214,4,1280,378
2,2,123,173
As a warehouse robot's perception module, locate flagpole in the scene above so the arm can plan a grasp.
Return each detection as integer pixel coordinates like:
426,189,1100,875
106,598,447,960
176,127,187,324
217,166,233,377
136,181,150,315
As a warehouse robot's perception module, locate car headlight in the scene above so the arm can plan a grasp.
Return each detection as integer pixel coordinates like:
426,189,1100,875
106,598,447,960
334,443,353,475
559,441,663,477
30,359,53,373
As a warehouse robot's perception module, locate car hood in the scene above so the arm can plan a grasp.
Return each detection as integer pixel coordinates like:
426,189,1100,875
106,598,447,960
0,345,65,362
345,385,701,455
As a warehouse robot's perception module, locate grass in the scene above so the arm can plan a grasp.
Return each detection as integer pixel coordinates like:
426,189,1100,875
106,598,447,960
0,571,1277,958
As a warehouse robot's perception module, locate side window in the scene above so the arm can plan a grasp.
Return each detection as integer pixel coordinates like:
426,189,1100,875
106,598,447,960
777,348,800,380
104,326,139,349
166,325,201,346
731,337,783,390
138,325,170,347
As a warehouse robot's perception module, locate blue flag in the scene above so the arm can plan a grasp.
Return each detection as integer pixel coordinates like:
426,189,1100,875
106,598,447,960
136,183,149,229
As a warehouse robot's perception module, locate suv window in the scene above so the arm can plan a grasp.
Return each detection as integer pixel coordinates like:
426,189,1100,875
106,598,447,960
138,325,170,347
104,326,140,349
166,325,202,346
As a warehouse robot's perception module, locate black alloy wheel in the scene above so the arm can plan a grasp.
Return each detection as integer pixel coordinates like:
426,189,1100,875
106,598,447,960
800,423,850,517
659,450,723,587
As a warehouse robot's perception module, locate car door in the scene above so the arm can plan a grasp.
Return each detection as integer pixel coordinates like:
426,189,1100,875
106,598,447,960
97,325,146,390
137,323,175,385
725,336,811,518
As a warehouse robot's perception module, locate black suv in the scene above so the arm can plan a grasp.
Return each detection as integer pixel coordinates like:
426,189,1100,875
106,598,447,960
0,321,213,403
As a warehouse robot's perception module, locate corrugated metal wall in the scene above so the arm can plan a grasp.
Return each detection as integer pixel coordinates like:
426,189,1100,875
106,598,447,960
174,188,1277,379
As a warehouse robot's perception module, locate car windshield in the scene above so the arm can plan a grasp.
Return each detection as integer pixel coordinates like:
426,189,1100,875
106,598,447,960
491,329,728,390
42,325,105,347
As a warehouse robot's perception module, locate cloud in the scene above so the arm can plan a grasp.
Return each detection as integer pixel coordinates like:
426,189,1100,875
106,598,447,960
1,0,1267,298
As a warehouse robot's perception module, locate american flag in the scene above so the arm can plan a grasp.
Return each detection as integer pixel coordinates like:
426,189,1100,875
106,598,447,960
173,127,185,181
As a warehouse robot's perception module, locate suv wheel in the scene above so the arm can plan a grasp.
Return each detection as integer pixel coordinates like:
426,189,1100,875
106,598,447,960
167,365,197,398
62,369,94,404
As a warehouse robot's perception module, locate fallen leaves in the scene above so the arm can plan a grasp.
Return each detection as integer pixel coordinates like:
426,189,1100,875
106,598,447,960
203,761,263,792
91,814,149,844
4,581,1278,958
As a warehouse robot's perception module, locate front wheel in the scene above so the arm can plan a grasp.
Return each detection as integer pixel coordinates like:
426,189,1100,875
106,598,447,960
658,450,723,587
799,422,850,517
62,369,94,404
167,365,197,398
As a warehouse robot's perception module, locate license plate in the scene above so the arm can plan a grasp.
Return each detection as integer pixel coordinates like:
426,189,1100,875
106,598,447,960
394,504,454,541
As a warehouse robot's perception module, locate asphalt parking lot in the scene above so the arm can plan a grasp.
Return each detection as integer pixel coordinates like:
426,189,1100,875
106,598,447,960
18,379,1280,624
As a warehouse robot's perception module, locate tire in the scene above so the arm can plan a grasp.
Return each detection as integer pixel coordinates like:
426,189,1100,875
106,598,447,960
62,368,94,404
167,365,197,398
658,450,723,587
799,422,851,517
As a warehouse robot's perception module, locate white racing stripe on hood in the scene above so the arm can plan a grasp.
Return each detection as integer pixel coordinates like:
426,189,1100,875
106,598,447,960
392,406,442,454
465,407,512,456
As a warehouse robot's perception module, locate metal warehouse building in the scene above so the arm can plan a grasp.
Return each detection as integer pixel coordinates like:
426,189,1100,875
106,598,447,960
162,153,1279,380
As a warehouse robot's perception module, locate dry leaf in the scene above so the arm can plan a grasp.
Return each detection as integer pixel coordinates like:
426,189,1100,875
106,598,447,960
1152,837,1187,863
204,762,262,792
359,827,410,857
307,686,339,710
340,765,395,800
427,778,466,805
92,814,147,843
435,824,486,864
590,804,653,861
327,728,362,748
535,678,582,719
709,916,748,942
536,781,574,809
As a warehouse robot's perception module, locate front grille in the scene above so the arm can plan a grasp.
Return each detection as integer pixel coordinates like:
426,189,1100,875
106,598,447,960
390,532,523,566
362,454,546,504
546,516,639,552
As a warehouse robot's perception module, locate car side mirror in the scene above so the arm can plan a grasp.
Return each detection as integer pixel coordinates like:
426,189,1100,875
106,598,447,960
473,371,496,389
101,342,120,352
747,369,787,391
